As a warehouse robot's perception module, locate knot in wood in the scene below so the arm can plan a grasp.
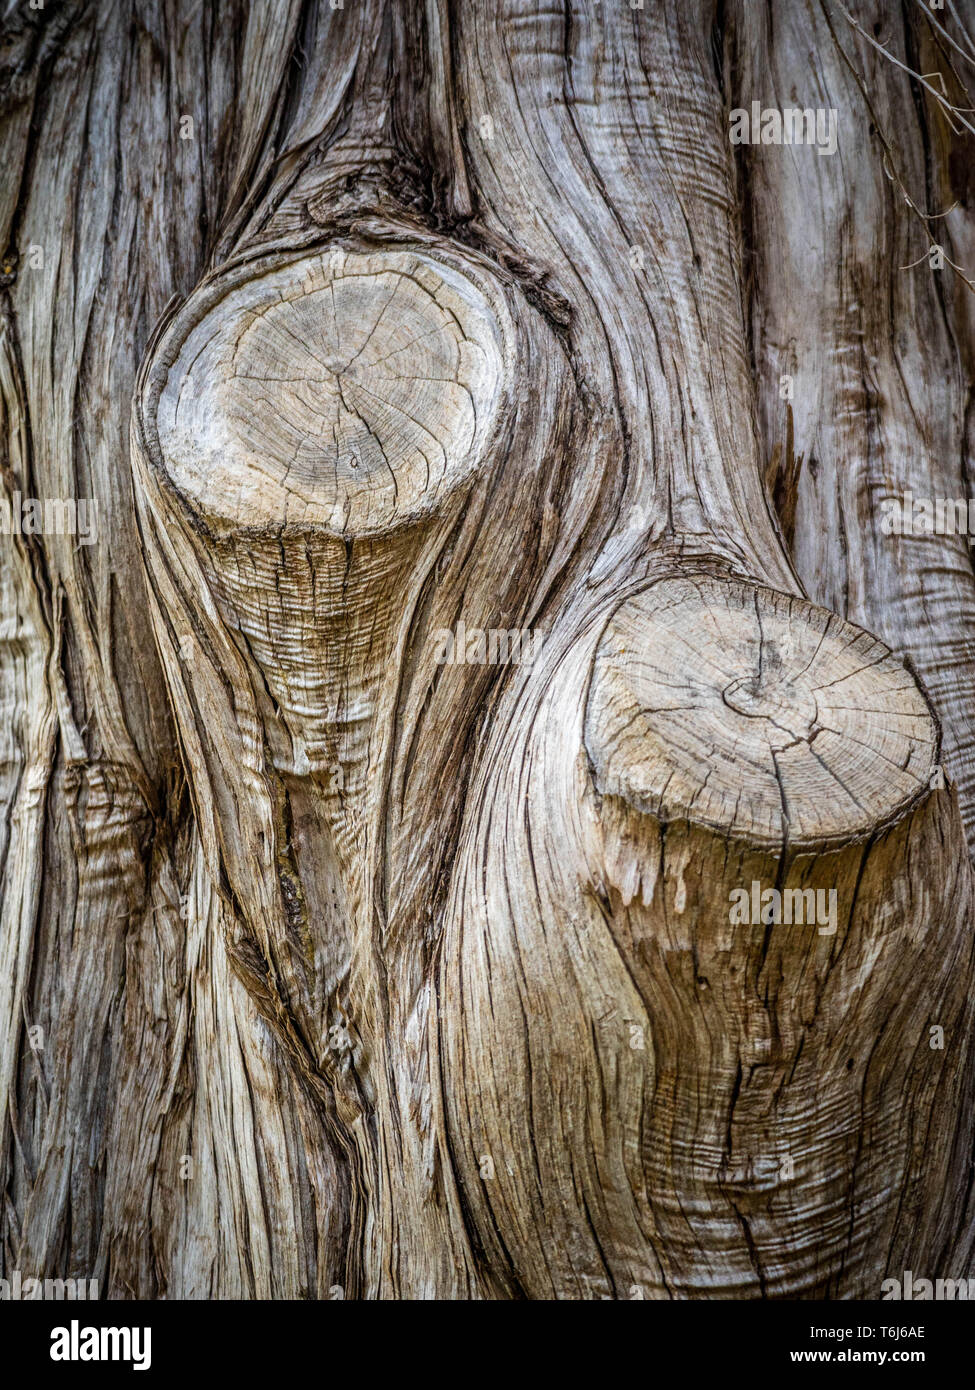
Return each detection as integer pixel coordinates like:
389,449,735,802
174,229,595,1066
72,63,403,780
586,575,938,850
150,248,511,536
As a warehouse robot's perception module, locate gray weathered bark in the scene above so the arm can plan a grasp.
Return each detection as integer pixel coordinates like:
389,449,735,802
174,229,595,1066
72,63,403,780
2,0,975,1299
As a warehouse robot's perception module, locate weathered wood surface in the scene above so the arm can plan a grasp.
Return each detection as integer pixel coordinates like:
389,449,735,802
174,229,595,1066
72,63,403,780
2,0,974,1298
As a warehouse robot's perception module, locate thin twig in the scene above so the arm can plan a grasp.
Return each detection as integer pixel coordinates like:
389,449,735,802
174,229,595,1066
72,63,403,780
820,0,975,297
913,0,975,76
829,0,975,136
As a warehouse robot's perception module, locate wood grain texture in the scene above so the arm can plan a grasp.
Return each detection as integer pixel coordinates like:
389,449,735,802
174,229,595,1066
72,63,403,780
587,576,937,848
1,0,974,1299
732,0,975,848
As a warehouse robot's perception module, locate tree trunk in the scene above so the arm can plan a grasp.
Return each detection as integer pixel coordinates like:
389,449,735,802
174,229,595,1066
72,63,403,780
2,0,974,1299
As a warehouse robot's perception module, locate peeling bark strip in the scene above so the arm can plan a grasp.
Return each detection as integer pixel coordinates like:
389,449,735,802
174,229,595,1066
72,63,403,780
2,0,975,1298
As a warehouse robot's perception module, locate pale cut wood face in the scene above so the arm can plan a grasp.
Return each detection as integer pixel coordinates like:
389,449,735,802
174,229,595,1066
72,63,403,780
154,250,510,535
587,576,938,851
